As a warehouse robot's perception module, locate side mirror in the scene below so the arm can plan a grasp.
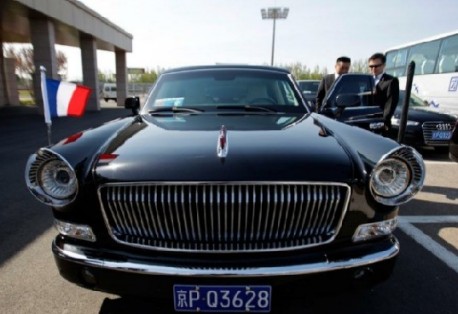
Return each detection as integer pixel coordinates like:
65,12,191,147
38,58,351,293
335,94,361,108
125,97,140,115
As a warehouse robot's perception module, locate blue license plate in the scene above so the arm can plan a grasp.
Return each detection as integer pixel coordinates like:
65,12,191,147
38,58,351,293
431,130,452,140
173,285,271,312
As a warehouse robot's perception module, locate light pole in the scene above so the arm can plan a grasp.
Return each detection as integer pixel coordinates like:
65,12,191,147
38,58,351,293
261,7,289,66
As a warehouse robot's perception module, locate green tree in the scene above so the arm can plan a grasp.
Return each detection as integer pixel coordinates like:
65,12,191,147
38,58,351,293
278,62,328,80
137,70,158,83
350,58,369,74
98,70,115,83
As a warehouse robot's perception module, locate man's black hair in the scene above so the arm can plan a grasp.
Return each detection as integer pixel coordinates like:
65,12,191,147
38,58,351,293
336,56,351,63
369,53,386,64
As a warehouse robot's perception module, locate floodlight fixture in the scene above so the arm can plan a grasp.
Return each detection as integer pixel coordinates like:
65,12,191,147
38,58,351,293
261,7,289,66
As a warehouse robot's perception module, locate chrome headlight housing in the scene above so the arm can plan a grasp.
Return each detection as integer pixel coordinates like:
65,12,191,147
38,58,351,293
25,148,78,207
370,146,425,206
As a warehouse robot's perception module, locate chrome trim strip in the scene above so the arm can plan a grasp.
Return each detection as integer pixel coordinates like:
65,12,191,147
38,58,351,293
53,238,399,277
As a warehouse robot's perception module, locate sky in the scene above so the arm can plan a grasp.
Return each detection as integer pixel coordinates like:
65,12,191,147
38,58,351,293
62,0,458,81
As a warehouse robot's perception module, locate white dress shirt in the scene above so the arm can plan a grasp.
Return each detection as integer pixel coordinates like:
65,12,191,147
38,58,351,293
374,73,384,86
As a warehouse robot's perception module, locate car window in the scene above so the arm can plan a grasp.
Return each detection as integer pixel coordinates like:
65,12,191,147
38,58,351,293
386,48,408,76
397,92,428,108
437,34,458,74
325,75,375,107
406,40,441,75
298,81,320,94
145,70,305,111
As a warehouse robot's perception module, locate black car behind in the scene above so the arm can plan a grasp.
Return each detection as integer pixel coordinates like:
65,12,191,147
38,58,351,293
320,73,457,151
296,79,320,108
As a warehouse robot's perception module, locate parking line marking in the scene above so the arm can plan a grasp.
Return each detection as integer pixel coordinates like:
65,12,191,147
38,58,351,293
400,216,458,223
424,160,455,165
398,218,458,274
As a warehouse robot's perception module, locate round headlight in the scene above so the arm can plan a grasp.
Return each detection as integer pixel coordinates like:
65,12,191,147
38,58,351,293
370,158,411,198
369,146,424,206
39,159,77,199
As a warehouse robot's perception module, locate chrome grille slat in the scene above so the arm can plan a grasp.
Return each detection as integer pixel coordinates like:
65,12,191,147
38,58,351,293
299,186,312,237
99,182,350,252
160,188,172,240
106,187,123,235
322,186,337,234
269,186,278,240
180,188,190,242
142,186,156,238
134,186,147,238
276,186,284,239
256,187,263,241
151,186,164,238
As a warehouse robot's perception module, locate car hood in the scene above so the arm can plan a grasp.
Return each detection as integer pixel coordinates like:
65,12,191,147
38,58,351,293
94,113,356,182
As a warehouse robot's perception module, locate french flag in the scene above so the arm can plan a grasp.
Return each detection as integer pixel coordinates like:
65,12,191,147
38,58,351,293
45,78,91,118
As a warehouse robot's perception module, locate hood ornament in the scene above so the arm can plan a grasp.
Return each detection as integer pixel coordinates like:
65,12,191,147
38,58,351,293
217,125,228,159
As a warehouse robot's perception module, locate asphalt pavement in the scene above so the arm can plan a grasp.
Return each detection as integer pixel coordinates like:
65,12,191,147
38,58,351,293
0,105,128,264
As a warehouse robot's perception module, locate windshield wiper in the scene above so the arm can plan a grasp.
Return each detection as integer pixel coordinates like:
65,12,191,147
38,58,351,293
148,106,204,115
216,105,277,113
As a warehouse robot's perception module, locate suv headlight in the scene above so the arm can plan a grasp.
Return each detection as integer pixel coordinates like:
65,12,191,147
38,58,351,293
25,148,78,207
370,146,424,206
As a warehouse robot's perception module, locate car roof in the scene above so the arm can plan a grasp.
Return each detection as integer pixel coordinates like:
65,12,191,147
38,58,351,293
162,65,291,75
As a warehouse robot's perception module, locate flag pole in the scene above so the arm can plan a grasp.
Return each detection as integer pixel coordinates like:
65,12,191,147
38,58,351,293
40,66,52,145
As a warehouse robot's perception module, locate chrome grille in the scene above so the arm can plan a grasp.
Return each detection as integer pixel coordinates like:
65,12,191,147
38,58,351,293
422,121,454,145
98,182,350,252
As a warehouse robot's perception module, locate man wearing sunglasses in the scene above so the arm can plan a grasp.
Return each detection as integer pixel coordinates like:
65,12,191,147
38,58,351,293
369,52,399,134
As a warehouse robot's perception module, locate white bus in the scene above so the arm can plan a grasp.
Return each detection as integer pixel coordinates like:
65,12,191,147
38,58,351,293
385,30,458,115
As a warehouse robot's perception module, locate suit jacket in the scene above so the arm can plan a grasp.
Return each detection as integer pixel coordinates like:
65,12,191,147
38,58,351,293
315,74,336,112
374,73,400,129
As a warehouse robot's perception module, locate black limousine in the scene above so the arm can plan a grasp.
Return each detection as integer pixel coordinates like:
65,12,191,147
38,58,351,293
26,65,425,313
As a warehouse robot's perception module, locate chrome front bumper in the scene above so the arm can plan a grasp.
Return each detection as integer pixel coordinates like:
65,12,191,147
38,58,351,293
52,237,399,277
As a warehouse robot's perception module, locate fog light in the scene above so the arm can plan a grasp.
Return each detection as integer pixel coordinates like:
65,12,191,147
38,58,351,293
352,218,398,242
54,219,96,242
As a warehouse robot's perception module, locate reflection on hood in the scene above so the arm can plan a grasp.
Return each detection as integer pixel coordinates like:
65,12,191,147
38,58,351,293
142,113,309,132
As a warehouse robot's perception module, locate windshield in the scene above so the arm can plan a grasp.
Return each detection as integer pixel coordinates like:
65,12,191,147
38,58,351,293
143,69,307,113
398,91,428,108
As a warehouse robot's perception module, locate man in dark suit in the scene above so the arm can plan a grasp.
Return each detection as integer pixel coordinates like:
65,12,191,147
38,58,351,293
315,56,351,112
369,53,399,133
